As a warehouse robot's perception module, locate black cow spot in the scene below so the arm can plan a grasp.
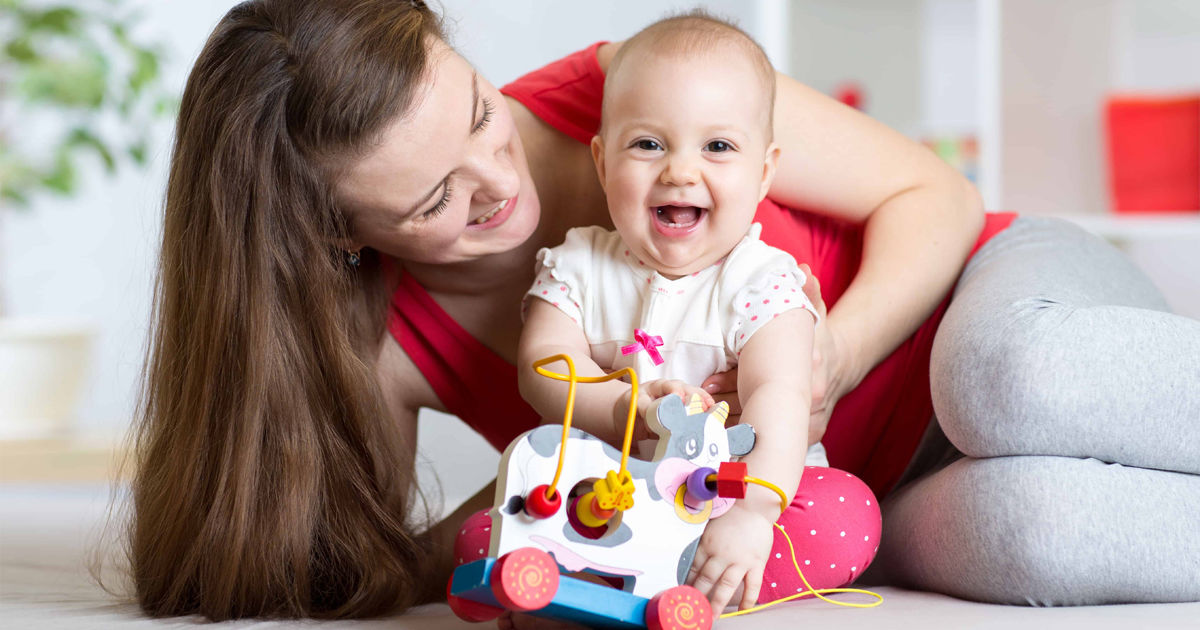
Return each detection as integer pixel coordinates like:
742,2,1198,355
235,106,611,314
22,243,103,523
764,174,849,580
677,536,701,585
503,495,525,515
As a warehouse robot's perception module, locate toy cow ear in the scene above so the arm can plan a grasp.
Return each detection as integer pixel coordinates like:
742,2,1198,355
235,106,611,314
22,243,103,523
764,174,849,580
726,424,756,457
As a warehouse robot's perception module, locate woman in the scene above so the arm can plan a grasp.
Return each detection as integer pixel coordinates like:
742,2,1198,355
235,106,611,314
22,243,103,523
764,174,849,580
131,0,1199,620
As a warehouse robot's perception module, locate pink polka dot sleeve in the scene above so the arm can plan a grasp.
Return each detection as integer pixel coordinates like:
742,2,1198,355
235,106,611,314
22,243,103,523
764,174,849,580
522,238,588,327
729,266,819,357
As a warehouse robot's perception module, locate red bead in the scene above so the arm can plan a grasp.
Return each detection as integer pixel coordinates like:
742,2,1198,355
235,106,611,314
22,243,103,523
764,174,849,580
524,484,561,519
715,461,748,499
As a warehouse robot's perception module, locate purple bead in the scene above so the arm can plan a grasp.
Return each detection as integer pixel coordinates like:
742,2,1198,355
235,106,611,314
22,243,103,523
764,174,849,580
686,467,718,502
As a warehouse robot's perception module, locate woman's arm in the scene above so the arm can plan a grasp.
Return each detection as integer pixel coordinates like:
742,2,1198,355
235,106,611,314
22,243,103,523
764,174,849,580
768,73,985,397
422,480,497,603
376,337,498,603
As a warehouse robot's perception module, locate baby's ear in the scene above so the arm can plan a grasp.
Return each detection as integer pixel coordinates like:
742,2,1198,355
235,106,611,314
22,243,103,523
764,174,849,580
590,135,607,192
758,141,781,202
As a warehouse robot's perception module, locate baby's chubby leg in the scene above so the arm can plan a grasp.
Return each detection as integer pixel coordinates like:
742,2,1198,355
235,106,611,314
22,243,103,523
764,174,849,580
758,466,880,604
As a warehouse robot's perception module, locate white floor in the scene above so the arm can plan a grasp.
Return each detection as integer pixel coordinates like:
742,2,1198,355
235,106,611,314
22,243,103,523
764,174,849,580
2,484,1197,630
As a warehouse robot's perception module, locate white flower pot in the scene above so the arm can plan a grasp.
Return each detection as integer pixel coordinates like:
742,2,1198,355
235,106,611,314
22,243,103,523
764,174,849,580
0,318,94,439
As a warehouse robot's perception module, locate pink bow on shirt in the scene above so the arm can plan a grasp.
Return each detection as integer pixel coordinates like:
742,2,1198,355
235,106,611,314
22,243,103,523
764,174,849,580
621,329,665,366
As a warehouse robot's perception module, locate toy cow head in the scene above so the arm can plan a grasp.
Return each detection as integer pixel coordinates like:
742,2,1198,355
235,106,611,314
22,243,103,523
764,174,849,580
646,393,755,471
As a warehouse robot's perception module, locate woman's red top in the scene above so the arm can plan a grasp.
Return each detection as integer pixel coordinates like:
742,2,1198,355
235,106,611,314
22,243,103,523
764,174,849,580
389,42,1016,497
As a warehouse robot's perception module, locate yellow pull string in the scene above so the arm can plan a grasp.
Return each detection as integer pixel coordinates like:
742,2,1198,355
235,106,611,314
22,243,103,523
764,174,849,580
714,475,883,617
531,355,640,495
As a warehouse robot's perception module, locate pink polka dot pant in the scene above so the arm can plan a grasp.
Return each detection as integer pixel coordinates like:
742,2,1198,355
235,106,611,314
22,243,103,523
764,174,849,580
757,466,881,604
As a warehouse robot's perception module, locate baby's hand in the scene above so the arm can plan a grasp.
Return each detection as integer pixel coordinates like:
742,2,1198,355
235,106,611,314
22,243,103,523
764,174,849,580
641,379,714,409
612,380,714,439
687,504,775,612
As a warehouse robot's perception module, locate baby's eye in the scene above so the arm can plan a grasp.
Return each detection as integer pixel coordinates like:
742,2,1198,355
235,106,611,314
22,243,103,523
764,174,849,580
634,139,663,151
706,140,732,153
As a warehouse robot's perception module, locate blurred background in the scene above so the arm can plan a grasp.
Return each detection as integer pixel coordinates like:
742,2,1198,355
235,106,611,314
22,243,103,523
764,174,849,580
1,0,1197,505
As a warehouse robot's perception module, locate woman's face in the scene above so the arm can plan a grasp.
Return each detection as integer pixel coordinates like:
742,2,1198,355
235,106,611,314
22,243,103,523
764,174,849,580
336,40,539,265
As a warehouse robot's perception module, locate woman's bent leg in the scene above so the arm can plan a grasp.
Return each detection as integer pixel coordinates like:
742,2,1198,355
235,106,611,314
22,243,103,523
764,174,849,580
930,216,1200,472
872,456,1200,605
877,217,1200,604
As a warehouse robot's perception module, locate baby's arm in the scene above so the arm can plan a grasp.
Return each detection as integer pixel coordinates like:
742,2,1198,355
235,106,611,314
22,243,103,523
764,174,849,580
689,308,814,611
518,299,631,442
518,300,713,445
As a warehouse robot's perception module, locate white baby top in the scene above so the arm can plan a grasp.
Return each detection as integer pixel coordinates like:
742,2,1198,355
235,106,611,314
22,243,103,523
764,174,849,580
525,223,827,466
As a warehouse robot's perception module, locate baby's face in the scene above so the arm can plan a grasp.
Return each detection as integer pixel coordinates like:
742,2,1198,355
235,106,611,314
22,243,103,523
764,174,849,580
592,50,777,279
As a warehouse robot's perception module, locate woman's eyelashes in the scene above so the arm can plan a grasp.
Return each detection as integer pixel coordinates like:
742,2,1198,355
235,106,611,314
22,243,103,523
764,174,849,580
473,96,494,134
422,180,453,219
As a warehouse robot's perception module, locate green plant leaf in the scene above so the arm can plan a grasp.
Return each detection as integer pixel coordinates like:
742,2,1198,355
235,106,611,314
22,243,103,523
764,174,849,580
3,0,172,205
18,53,108,107
129,47,159,93
153,93,178,117
22,6,83,36
128,140,146,165
4,37,36,62
67,127,117,172
41,153,78,194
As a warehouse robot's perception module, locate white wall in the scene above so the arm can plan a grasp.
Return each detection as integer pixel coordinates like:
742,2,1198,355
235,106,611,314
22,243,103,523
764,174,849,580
787,0,924,134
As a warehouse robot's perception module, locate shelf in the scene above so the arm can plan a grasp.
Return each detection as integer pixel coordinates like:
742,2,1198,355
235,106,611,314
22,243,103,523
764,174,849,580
1048,213,1200,242
0,439,127,483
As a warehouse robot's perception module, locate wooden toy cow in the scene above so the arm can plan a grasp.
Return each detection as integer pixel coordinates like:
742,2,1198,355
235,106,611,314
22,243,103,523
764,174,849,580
449,392,755,629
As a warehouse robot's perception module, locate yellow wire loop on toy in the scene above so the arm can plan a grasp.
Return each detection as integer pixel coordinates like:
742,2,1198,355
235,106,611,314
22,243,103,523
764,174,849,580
531,354,640,502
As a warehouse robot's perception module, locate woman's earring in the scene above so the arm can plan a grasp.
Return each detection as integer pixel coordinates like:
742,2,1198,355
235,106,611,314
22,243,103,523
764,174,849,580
346,249,361,268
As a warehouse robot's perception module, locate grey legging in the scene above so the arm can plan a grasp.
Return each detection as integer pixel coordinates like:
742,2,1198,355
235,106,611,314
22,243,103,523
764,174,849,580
864,216,1200,605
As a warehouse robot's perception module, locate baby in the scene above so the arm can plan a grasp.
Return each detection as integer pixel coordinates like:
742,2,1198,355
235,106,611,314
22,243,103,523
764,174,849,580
517,14,876,613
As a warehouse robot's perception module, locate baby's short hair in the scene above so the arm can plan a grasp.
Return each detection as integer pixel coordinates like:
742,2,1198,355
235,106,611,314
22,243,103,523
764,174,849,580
603,10,777,138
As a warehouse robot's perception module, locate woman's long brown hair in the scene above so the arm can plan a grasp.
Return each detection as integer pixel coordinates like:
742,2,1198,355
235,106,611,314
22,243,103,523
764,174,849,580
130,0,444,619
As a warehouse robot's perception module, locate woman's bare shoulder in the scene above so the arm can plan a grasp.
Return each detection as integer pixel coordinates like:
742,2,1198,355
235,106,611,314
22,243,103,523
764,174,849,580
596,40,622,73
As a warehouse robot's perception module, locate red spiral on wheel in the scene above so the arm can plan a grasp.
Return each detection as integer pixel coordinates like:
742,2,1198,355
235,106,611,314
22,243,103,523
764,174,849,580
646,585,713,630
491,547,560,611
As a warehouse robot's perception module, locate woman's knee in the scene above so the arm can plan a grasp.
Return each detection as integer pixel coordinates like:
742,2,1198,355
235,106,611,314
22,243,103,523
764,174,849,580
930,300,1063,457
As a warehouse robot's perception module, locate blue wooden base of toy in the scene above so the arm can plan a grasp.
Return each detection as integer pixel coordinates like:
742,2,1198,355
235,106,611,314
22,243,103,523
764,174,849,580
450,558,649,629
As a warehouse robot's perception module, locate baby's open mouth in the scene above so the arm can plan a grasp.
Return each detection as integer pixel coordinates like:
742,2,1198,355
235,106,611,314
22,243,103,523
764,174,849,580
654,205,705,228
